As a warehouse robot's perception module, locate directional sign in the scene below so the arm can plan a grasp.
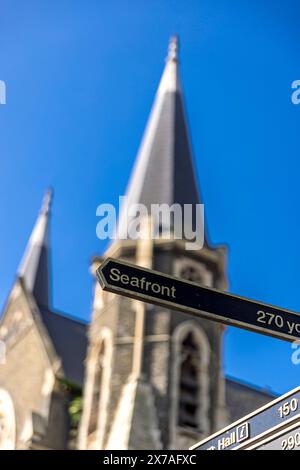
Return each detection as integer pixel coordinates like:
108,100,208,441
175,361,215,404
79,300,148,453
97,258,300,343
190,386,300,451
245,420,300,451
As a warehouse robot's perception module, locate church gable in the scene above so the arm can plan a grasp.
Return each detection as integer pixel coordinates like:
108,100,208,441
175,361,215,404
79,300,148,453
0,280,59,448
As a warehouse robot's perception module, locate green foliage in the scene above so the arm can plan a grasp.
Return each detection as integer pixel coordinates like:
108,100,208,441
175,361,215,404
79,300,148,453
57,377,83,441
69,395,83,428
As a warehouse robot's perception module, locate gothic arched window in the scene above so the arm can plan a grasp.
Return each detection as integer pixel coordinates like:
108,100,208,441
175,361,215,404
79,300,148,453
170,322,210,445
178,332,200,429
87,341,106,436
0,389,16,450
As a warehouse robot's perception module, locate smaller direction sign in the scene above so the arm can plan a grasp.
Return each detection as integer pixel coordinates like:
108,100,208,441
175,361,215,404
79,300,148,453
191,386,300,451
97,258,300,343
245,420,300,451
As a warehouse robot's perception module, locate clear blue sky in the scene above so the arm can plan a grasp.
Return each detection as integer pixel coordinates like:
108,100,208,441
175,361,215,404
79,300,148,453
1,0,300,395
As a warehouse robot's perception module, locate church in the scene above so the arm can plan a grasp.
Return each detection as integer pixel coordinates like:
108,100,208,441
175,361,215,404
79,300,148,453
0,37,275,450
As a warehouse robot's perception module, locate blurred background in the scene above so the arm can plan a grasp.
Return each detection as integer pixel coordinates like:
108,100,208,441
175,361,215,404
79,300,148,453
1,0,300,395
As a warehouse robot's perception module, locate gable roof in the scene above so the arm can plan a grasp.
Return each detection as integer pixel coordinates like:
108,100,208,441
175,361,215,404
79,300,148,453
225,376,277,423
39,306,88,386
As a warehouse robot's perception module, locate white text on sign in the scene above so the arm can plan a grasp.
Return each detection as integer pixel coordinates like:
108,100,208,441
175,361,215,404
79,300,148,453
109,268,177,299
257,310,300,335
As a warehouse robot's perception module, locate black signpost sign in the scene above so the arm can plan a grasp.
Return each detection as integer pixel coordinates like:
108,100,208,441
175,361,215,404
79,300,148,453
190,386,300,450
97,257,300,450
97,258,300,343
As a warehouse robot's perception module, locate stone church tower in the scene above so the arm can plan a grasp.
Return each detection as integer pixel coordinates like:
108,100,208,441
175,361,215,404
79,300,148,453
79,37,229,450
0,37,276,452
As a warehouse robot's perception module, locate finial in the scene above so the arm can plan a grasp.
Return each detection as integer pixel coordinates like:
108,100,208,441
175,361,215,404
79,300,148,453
41,188,53,215
167,35,179,62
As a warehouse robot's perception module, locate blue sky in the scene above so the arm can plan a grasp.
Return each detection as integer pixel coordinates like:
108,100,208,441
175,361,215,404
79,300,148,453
1,0,300,395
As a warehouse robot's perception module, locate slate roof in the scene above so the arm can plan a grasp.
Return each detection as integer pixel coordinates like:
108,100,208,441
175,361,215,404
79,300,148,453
225,376,277,423
117,36,203,239
40,306,88,386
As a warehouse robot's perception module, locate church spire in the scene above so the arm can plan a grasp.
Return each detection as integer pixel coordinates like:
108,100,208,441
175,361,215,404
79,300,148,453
18,189,52,307
156,35,180,95
167,34,179,62
117,36,201,238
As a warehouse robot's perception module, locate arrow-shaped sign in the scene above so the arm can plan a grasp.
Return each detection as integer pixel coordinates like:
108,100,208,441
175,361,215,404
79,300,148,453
96,258,300,343
245,419,300,451
190,385,300,450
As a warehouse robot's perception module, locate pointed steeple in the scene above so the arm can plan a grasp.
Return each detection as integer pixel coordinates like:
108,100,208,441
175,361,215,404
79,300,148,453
118,36,201,238
18,189,52,307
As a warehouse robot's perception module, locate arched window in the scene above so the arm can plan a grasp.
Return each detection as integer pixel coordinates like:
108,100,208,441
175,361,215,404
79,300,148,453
170,322,210,446
0,389,16,450
178,332,201,429
88,342,106,436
